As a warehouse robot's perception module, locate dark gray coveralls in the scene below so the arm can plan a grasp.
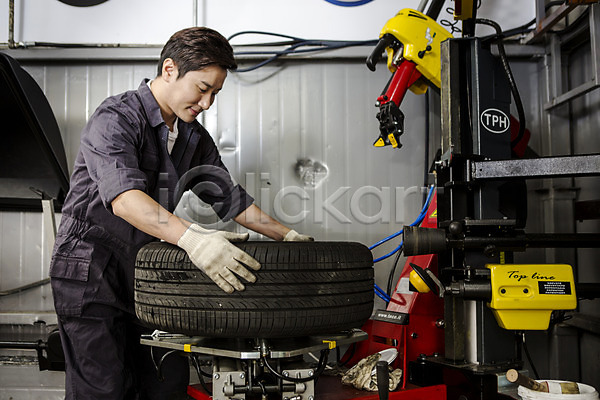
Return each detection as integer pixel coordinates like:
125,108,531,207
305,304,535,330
50,80,253,399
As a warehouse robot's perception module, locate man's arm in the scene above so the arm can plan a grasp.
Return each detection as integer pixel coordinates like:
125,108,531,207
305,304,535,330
112,189,260,293
112,189,190,244
233,204,314,241
233,204,290,241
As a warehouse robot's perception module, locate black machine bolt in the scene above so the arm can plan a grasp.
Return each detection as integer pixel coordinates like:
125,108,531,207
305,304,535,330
448,221,463,235
418,45,432,58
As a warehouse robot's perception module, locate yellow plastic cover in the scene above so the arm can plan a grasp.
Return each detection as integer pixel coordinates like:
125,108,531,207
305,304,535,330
487,264,577,330
379,8,453,89
409,269,431,293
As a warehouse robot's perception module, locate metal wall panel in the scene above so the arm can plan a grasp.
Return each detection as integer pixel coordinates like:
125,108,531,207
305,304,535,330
569,43,600,316
0,212,52,313
0,59,428,314
210,61,429,306
533,23,600,389
0,62,157,316
568,38,600,391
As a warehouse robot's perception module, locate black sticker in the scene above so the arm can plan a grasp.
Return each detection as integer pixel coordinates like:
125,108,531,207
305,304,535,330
538,281,571,295
373,310,409,325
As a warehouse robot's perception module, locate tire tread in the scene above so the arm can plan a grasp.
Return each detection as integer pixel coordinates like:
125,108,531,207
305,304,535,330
134,241,374,338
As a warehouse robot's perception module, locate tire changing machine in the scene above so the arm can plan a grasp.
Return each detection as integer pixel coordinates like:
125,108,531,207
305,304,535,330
346,26,600,400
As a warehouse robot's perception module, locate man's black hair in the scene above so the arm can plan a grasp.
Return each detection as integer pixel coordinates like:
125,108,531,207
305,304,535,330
157,27,237,78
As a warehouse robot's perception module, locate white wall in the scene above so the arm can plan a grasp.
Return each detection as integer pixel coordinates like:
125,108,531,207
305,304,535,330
0,0,534,45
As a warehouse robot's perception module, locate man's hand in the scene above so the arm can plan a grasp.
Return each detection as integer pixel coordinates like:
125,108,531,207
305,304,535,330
177,224,261,293
283,229,314,242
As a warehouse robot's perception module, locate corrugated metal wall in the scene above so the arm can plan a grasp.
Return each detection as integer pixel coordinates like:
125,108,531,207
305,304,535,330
0,58,429,316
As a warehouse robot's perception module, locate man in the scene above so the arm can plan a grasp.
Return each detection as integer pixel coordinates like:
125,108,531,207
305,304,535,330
50,27,311,399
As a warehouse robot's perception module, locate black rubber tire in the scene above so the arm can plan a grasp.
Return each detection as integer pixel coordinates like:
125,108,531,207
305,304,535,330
134,241,374,338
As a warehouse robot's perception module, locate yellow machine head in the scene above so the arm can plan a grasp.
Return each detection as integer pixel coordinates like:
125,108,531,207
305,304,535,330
379,8,453,90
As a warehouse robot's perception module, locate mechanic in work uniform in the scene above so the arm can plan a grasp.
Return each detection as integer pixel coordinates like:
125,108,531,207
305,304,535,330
49,27,312,399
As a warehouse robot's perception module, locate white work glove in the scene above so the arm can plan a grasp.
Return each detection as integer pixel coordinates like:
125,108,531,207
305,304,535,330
177,224,261,293
341,353,403,392
283,229,314,242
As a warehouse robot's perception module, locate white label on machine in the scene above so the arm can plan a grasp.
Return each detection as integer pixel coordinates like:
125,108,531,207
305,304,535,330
395,277,412,294
480,108,510,134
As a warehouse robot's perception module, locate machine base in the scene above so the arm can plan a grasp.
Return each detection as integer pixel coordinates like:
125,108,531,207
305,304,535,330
412,356,522,400
188,377,446,400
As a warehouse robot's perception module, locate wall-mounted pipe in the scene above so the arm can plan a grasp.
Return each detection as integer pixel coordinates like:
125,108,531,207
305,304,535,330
193,0,198,27
8,0,17,48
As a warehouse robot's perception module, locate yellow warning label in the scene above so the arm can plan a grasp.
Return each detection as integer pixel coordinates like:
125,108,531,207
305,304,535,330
184,344,192,353
374,137,385,147
388,133,398,148
430,209,437,218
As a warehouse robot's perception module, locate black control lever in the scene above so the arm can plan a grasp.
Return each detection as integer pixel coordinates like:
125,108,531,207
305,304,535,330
376,360,390,400
366,34,397,72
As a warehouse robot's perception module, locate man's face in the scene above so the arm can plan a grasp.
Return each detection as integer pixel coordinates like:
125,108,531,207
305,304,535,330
162,61,227,123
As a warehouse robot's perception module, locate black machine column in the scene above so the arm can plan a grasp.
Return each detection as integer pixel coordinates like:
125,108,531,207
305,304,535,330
437,37,523,365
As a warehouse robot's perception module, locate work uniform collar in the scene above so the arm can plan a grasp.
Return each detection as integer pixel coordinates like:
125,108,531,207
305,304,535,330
137,79,200,172
138,78,166,129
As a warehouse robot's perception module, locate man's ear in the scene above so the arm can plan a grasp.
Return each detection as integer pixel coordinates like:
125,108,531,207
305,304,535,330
161,58,178,82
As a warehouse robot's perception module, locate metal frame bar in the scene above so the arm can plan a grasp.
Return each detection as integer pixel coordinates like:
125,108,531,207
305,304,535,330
140,330,367,360
471,154,600,180
544,3,600,110
524,2,578,44
1,46,377,62
564,313,600,336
